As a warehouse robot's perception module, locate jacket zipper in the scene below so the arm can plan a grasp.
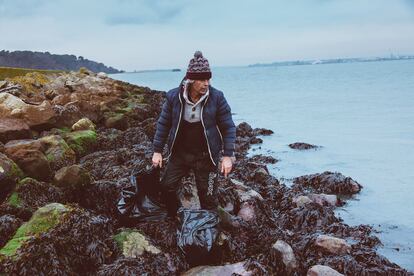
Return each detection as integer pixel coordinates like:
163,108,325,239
216,125,223,143
201,95,217,166
167,92,183,160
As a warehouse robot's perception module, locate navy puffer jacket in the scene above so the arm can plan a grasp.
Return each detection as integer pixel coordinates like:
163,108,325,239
153,83,236,166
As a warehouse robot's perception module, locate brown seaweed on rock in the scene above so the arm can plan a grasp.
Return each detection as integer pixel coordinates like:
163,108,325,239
1,206,116,276
0,215,22,248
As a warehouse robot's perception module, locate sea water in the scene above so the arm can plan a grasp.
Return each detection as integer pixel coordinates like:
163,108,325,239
111,59,414,270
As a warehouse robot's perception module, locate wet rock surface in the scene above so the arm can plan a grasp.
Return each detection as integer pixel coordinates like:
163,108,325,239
289,142,320,150
293,171,363,195
0,71,412,275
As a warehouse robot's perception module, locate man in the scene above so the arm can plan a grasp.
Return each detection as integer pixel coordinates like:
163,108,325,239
152,51,236,217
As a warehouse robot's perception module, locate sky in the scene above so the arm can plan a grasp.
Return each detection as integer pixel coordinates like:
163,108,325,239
1,0,414,71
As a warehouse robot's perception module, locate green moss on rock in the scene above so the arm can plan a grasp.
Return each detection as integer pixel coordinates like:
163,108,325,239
0,237,30,257
8,162,25,180
40,135,76,170
113,229,135,250
113,229,161,257
7,192,21,208
0,203,68,257
63,130,97,156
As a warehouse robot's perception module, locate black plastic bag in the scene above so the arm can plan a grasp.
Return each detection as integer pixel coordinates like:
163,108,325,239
177,208,221,266
117,166,167,223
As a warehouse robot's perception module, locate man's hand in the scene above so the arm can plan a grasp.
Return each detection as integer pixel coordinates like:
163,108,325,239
220,156,233,178
152,152,163,168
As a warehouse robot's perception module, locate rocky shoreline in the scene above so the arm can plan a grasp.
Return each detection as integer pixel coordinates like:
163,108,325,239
0,69,412,275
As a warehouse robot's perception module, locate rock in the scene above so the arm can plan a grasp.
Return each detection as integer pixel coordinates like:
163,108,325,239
217,206,241,229
97,72,108,79
272,240,298,273
0,141,4,152
314,234,351,255
182,261,252,276
39,135,76,171
289,142,319,150
293,171,362,195
4,146,52,182
0,93,56,130
1,206,113,275
21,100,56,129
0,80,8,89
293,195,313,207
53,164,91,190
0,118,32,143
10,108,23,117
52,102,83,126
238,188,264,202
250,137,263,144
113,230,161,258
254,167,269,183
63,129,97,157
104,113,129,130
44,89,58,100
71,117,96,131
0,152,24,202
253,128,274,136
237,202,256,222
308,193,338,207
307,265,344,276
236,122,254,137
0,203,68,257
4,139,44,154
230,178,264,202
0,92,27,117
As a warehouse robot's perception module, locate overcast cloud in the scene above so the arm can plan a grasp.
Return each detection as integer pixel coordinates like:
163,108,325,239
0,0,413,70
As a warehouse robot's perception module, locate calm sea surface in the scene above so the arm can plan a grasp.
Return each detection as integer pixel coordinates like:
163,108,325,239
111,60,414,270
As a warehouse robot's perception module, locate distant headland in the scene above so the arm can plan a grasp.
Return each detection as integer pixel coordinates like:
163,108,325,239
249,54,414,67
0,50,123,73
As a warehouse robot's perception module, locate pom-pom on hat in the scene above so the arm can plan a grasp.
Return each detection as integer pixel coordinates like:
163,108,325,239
185,51,212,80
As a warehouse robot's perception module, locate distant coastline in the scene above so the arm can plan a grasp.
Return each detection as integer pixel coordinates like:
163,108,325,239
124,68,182,74
249,54,414,67
0,50,123,74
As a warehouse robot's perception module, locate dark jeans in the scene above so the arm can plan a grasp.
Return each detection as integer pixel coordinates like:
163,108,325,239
161,150,218,217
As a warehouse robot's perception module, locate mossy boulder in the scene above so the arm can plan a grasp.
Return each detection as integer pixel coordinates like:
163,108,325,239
0,152,24,202
53,165,91,190
0,203,68,257
39,135,76,171
63,130,97,157
113,229,161,258
71,117,95,131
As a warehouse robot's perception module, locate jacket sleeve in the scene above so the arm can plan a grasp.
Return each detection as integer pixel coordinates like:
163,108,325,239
216,93,236,157
153,95,172,153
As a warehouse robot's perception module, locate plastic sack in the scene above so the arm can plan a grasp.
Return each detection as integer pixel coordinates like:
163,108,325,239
177,208,221,266
117,166,167,223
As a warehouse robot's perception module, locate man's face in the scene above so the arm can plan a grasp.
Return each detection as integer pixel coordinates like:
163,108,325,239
191,79,210,95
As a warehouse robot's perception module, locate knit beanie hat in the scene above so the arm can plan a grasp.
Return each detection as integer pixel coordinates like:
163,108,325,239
185,51,212,80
